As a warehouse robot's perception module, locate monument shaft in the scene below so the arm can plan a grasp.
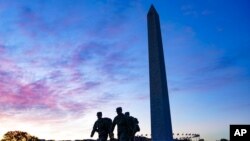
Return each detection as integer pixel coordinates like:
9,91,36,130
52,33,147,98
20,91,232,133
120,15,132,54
147,5,173,141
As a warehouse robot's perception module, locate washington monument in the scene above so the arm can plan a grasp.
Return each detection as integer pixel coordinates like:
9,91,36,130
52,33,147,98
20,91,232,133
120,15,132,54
147,5,173,141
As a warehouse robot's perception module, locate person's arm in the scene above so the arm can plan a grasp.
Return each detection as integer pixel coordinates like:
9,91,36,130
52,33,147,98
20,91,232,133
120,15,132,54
109,118,116,139
111,117,117,133
90,121,98,137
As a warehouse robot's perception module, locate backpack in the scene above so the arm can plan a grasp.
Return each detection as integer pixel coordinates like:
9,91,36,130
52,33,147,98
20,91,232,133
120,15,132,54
133,117,140,132
133,117,139,125
127,116,140,133
102,117,112,132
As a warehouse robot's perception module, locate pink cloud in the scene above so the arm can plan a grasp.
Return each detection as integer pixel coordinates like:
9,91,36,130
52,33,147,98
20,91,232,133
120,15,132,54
0,79,57,109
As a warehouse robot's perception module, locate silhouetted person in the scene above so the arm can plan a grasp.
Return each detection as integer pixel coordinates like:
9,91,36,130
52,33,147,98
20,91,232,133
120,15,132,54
125,112,140,141
91,112,112,141
112,107,130,141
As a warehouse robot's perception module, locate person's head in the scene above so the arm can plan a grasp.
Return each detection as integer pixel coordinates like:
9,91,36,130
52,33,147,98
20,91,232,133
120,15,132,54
97,112,102,119
116,107,122,115
125,112,130,116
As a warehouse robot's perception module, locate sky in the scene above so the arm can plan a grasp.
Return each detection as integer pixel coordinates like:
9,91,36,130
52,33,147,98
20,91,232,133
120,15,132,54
0,0,249,140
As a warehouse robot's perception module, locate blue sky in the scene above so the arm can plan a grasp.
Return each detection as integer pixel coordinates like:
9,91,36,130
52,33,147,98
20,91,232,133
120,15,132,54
0,0,249,140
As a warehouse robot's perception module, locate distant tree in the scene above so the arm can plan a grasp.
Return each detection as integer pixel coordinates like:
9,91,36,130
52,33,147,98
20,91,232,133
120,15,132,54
220,139,228,141
1,131,38,141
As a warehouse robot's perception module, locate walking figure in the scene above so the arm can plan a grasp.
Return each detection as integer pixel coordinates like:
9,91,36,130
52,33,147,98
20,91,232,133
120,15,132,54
91,112,112,141
125,112,140,141
112,107,130,141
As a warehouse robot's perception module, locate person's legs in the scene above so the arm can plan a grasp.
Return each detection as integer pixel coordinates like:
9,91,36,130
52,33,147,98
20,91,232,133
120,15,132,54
98,134,108,141
130,136,134,141
130,133,135,141
118,132,121,141
119,132,129,141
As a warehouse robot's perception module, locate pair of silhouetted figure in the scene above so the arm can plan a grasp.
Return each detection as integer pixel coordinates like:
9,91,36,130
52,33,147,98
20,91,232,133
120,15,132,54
90,107,140,141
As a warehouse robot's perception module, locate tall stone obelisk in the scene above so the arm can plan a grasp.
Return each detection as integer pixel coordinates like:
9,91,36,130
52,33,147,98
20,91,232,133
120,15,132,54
147,5,173,141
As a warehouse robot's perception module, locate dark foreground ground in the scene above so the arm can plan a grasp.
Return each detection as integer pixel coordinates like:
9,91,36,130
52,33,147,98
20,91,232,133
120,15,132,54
38,137,194,141
38,136,151,141
1,131,201,141
38,138,201,141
